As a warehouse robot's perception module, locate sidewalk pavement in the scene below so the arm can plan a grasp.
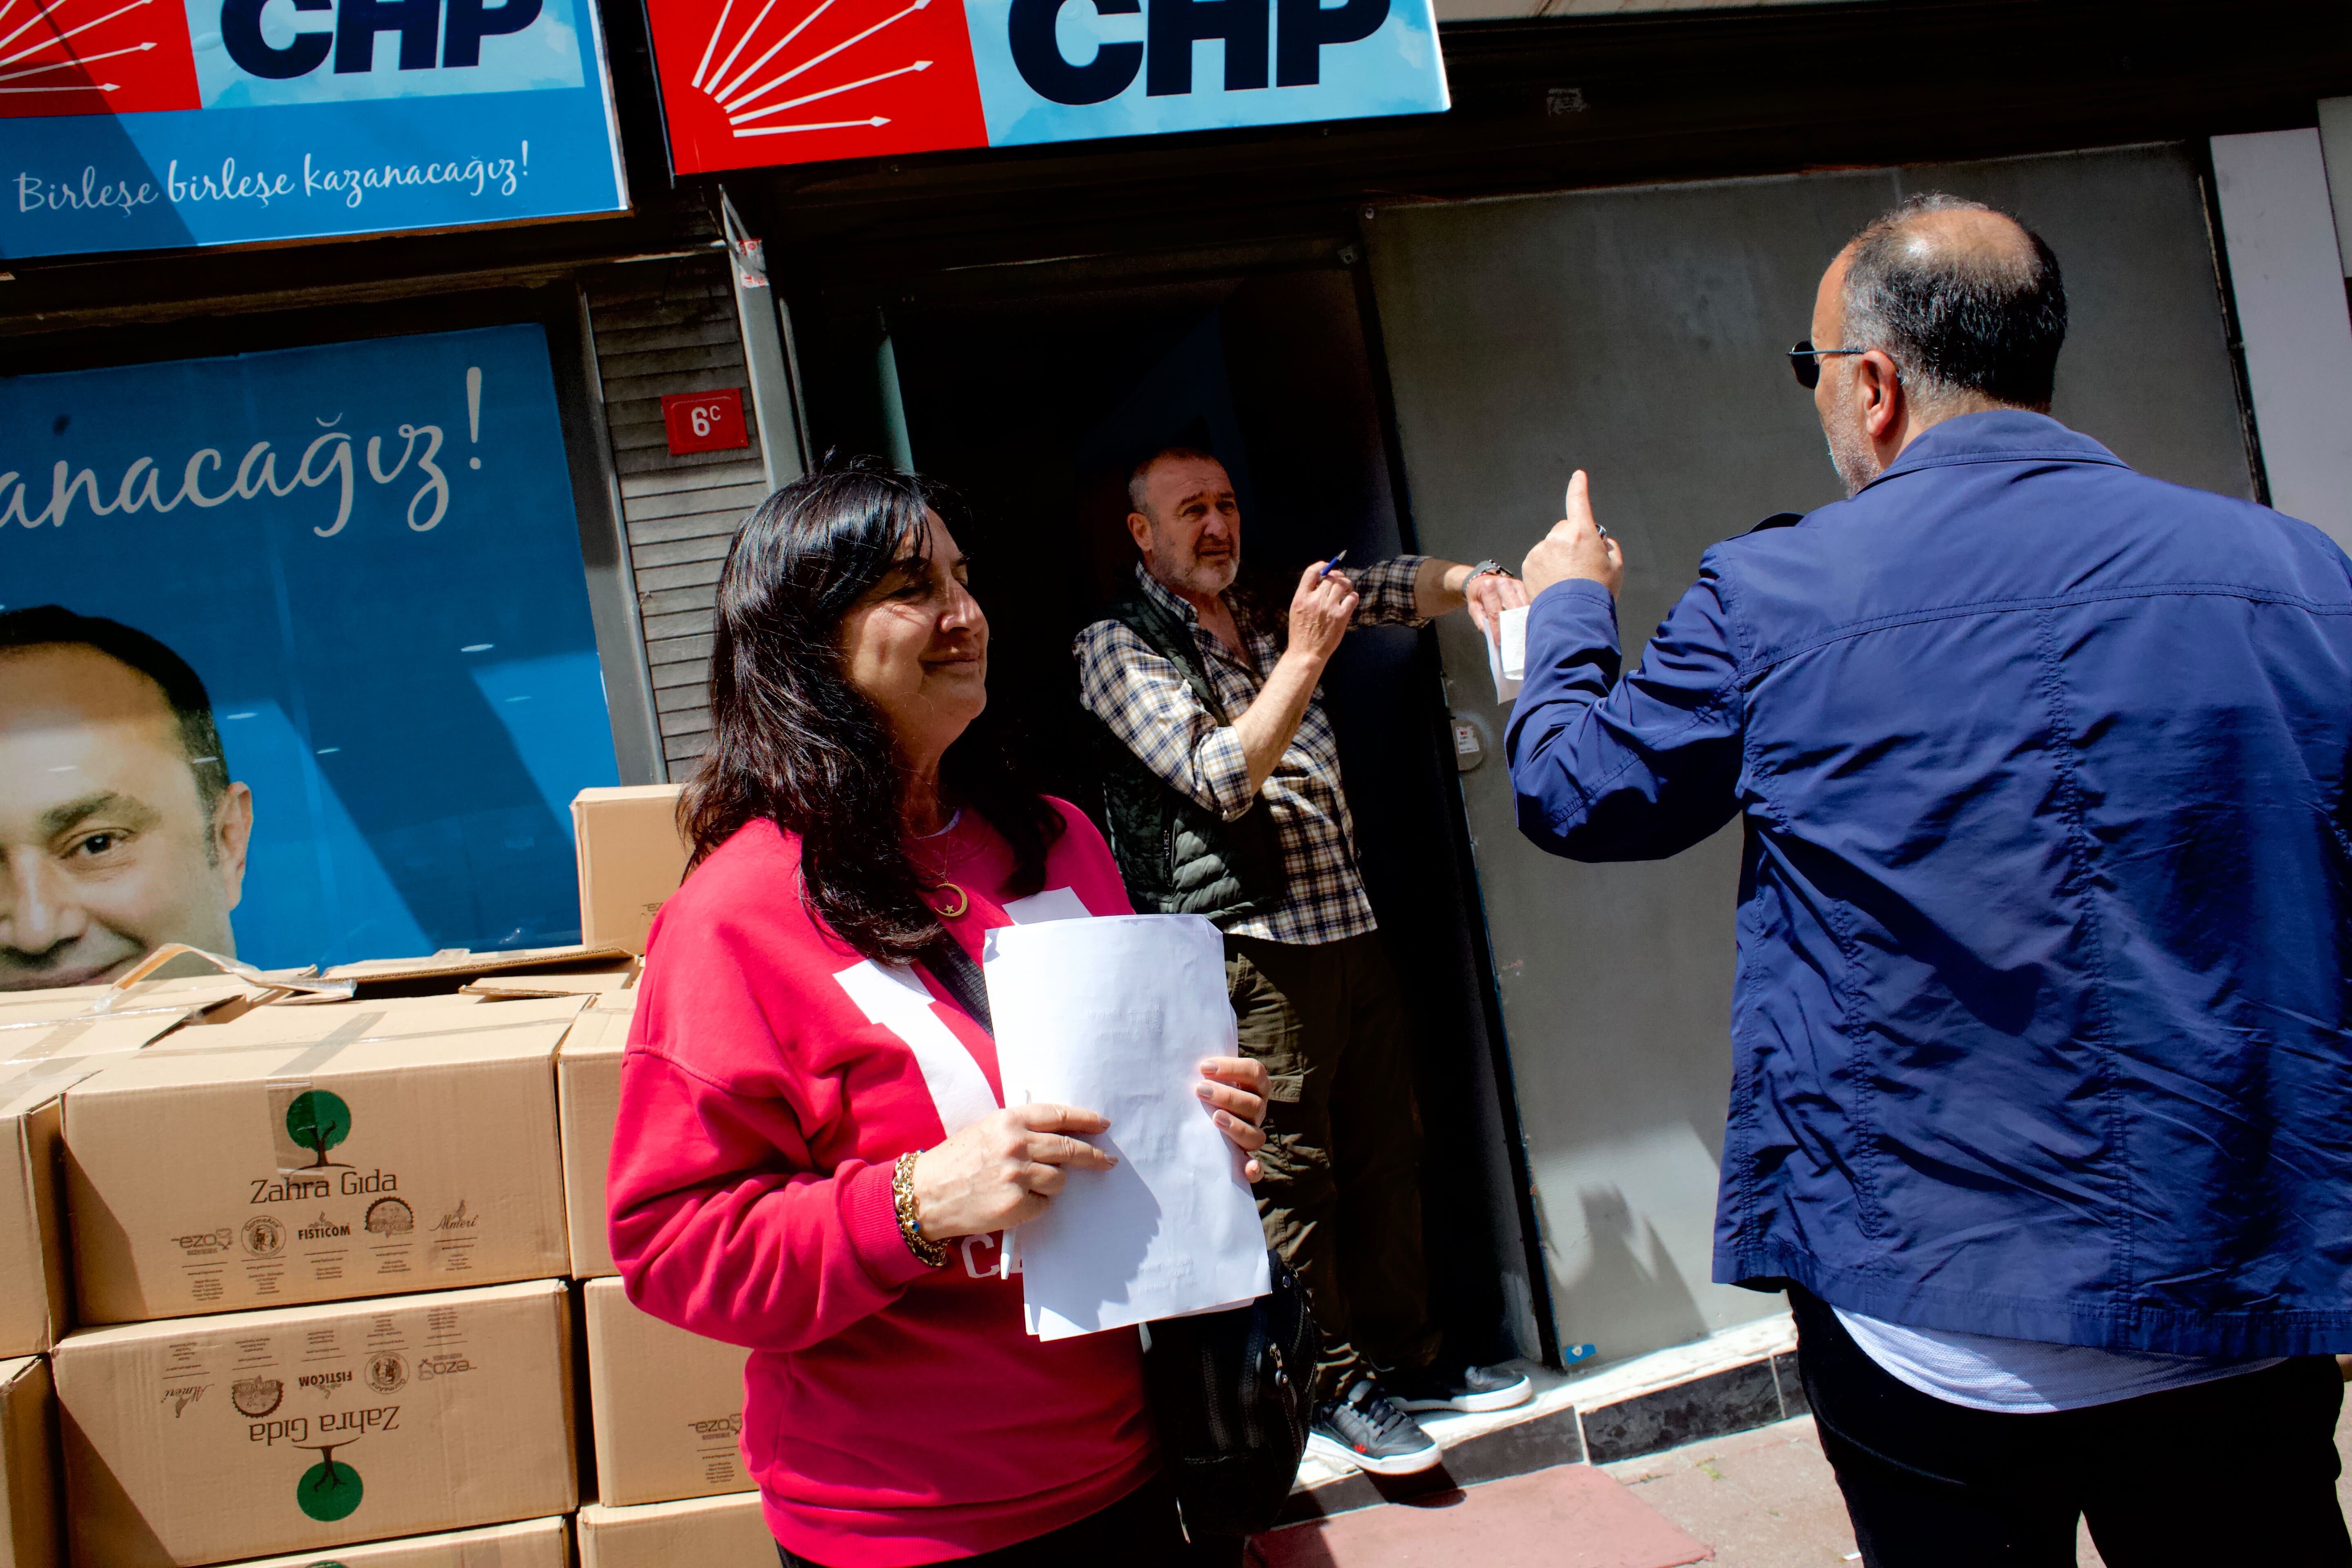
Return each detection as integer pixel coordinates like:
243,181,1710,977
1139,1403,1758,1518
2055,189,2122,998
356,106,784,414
1251,1394,2352,1567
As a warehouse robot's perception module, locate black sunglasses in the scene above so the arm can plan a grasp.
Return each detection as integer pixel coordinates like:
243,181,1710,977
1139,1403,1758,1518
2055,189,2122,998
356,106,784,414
1788,340,1867,390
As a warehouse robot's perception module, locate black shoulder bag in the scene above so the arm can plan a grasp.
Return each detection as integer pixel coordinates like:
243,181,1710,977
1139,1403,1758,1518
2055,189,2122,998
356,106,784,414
917,935,1319,1541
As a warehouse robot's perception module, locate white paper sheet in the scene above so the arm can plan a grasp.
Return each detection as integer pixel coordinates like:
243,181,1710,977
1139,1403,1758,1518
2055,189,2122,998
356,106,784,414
1488,603,1529,703
982,913,1270,1341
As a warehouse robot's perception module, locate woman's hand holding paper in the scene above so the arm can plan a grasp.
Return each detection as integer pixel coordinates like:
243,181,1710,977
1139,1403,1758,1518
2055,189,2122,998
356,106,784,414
910,1103,1118,1240
1197,1056,1270,1181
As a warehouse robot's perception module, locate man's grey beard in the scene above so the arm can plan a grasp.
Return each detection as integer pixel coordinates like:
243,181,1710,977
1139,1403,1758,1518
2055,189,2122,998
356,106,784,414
1825,426,1881,497
1822,384,1883,498
1147,538,1239,599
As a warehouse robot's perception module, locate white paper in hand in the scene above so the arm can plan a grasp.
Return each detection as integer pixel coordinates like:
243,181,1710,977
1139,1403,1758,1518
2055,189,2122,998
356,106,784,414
1488,604,1529,703
982,913,1269,1341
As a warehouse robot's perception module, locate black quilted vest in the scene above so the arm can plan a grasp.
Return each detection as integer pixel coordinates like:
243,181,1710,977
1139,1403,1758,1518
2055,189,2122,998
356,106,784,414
1086,588,1286,925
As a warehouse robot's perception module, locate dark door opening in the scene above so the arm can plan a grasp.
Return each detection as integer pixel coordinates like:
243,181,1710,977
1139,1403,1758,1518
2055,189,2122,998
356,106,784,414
803,254,1555,1368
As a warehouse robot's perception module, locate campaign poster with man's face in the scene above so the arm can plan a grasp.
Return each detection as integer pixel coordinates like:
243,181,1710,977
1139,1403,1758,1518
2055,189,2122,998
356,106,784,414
0,323,621,987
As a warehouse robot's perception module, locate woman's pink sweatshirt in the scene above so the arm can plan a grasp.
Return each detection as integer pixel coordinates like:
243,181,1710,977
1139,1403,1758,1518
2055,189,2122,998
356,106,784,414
607,802,1157,1567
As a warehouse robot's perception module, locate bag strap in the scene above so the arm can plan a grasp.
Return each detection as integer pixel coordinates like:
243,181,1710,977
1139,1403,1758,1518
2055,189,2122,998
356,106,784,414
1111,592,1235,725
919,935,993,1037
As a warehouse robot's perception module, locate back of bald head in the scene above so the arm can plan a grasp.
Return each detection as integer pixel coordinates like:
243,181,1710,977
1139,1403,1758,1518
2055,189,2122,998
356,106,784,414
1841,194,2068,412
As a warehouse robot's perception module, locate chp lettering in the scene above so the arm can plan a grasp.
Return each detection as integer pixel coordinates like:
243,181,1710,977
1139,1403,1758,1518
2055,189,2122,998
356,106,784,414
220,0,546,81
1007,0,1389,105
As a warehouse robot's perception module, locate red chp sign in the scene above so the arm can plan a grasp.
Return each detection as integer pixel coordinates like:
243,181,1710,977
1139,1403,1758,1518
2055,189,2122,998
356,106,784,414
647,0,987,174
662,389,751,456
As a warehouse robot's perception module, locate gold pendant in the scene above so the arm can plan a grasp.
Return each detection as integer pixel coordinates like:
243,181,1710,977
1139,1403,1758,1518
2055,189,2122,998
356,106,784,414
930,881,968,918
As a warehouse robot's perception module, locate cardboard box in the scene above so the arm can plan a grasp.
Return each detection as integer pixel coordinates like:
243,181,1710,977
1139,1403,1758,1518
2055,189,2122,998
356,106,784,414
0,978,249,1034
62,1012,576,1325
575,1495,769,1568
555,1011,628,1279
149,995,586,1052
0,947,359,1029
585,987,640,1018
2,1014,191,1068
0,1358,59,1568
319,948,632,1001
55,1280,576,1568
3,1020,191,1359
208,1517,567,1568
460,963,637,1001
571,787,690,956
3,1080,76,1362
1,1086,71,1363
582,1279,748,1506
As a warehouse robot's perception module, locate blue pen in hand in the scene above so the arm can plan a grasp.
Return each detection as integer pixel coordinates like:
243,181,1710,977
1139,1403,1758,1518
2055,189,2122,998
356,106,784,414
1317,550,1349,579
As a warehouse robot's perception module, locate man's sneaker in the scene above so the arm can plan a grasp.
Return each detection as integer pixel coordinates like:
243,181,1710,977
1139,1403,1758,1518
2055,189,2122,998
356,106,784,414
1305,1378,1443,1476
1383,1359,1535,1414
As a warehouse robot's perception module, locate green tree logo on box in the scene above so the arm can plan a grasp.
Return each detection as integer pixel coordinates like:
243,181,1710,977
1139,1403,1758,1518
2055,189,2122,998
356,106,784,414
285,1091,354,1172
293,1445,364,1521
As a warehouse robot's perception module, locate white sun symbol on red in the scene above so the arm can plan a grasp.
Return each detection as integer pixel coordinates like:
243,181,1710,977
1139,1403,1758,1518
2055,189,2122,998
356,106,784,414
689,0,940,139
0,0,199,118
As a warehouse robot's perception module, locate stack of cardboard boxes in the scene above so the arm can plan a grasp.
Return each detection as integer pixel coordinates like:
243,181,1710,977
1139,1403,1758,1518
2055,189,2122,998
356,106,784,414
562,785,773,1567
0,783,775,1568
48,980,592,1568
4,979,265,1568
559,994,771,1568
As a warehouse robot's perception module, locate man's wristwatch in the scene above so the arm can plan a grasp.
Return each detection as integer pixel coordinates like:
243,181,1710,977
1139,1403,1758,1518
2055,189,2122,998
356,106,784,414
1466,559,1512,583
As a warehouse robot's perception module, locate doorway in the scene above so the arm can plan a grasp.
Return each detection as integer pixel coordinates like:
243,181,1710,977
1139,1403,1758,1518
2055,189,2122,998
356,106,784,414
806,253,1556,1365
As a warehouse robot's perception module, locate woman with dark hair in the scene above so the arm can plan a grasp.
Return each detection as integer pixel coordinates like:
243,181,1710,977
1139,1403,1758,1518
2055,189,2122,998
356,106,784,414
607,460,1271,1568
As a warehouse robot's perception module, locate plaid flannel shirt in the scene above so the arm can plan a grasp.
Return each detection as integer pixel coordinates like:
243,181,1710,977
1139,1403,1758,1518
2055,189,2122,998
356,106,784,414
1072,557,1429,945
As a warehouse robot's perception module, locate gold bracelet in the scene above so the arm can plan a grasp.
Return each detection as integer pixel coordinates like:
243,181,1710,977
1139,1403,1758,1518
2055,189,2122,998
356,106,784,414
892,1152,947,1269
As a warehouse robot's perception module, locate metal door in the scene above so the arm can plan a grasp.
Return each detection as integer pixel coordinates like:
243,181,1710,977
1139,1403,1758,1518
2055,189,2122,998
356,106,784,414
1365,144,2255,1363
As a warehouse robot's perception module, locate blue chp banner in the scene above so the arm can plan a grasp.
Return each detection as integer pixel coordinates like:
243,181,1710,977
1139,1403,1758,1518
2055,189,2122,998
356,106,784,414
646,0,1448,174
0,324,622,985
0,0,627,258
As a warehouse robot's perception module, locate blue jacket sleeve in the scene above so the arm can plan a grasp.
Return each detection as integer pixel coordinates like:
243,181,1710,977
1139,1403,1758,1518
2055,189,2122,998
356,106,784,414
1505,569,1746,862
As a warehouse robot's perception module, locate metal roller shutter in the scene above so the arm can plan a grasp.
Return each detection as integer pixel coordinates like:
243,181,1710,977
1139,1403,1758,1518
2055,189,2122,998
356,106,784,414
585,254,767,772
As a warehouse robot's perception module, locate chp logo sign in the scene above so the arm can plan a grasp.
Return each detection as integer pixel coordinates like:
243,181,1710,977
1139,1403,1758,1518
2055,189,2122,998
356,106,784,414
646,0,1445,173
0,0,627,258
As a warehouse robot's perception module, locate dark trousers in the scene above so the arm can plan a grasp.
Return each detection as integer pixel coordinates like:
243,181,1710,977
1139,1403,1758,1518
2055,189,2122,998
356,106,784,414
774,1474,1241,1568
1225,931,1440,1404
1789,1287,2351,1567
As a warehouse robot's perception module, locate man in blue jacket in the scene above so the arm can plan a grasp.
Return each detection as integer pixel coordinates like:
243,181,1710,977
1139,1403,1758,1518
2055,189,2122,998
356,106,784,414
1506,194,2352,1564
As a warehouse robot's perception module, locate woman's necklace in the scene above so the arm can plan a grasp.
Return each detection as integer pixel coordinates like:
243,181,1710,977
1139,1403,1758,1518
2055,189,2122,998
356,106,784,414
915,806,967,917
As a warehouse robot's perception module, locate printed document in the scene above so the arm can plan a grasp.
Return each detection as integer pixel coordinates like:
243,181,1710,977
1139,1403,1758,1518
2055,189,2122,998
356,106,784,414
1488,604,1529,703
982,914,1270,1340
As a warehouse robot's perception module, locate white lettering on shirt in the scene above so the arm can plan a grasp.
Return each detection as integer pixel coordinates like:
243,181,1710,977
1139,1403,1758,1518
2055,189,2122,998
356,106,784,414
833,959,998,1135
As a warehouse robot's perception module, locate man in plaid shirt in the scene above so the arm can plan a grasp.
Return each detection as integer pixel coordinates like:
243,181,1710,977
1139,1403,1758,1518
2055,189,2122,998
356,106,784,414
1073,447,1535,1477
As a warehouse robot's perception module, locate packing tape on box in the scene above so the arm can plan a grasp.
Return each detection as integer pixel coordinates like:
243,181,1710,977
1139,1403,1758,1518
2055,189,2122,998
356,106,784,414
2,1020,94,1064
264,1011,386,1175
0,1051,117,1108
29,1007,585,1175
158,1013,585,1060
0,1004,181,1031
8,1007,577,1125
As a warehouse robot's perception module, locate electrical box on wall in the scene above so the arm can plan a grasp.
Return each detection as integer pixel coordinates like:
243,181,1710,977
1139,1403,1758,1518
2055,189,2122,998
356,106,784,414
662,388,751,455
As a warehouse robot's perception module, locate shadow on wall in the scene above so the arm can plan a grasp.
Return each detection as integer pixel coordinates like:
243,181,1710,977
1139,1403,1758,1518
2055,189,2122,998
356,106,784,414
1540,1185,1713,1360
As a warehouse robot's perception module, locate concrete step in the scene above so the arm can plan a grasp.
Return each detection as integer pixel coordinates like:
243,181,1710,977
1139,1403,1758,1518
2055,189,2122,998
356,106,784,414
1283,1314,1801,1525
